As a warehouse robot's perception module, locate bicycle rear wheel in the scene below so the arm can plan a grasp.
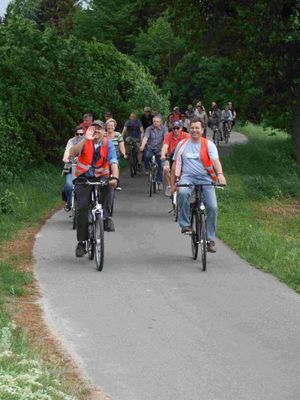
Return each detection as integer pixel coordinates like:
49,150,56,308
190,207,199,260
94,214,104,271
199,214,207,271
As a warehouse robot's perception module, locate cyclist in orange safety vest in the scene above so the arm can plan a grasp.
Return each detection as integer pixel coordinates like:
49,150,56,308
69,120,119,258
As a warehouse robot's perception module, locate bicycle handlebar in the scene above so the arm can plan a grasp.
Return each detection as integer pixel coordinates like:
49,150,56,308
73,176,119,186
177,183,226,189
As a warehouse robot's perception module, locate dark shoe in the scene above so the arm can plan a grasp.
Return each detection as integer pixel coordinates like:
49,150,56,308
76,242,86,257
181,226,193,235
207,241,216,253
137,163,143,172
64,204,71,212
104,218,115,232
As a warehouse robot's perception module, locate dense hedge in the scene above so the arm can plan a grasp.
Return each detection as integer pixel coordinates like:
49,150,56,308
0,16,169,180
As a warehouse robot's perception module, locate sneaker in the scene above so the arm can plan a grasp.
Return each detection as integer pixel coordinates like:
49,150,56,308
181,226,193,235
104,217,115,232
137,163,143,172
75,242,86,257
64,204,71,212
156,182,162,191
165,186,172,197
145,171,150,176
207,241,216,253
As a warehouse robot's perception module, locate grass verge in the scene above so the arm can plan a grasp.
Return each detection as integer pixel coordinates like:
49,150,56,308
218,123,300,293
0,165,93,400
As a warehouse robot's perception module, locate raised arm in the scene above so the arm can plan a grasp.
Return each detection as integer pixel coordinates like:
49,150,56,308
69,126,95,157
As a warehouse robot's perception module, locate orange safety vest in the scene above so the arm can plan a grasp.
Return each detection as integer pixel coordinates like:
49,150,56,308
75,138,110,178
175,137,217,182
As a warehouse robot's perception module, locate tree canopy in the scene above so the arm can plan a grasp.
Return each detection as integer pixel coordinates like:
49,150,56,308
1,0,300,164
0,6,169,179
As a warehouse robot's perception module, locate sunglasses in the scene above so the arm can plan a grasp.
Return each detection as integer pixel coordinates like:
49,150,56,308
173,127,180,130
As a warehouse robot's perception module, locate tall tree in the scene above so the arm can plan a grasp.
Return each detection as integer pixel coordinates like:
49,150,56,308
156,0,300,162
36,0,79,35
74,0,162,53
134,14,185,87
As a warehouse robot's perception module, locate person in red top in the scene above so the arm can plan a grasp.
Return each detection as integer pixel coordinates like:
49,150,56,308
80,113,93,133
161,121,190,196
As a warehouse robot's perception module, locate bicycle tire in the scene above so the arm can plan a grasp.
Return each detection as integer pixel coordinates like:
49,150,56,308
72,198,77,230
149,171,153,197
216,130,220,147
175,202,179,222
94,214,104,271
199,213,207,271
153,180,157,194
87,238,94,260
190,207,199,260
133,153,138,175
130,151,135,177
224,124,229,144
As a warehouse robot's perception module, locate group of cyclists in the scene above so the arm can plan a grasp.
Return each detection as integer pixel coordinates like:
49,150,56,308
62,101,234,258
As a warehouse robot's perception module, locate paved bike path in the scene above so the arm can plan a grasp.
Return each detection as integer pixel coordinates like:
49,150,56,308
35,133,300,400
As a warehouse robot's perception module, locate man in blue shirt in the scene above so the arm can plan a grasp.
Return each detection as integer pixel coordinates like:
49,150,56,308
171,119,226,253
140,116,168,190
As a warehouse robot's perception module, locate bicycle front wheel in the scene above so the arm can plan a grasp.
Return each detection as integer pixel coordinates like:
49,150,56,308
130,151,135,177
94,214,104,271
224,125,229,143
173,192,179,222
149,170,153,197
72,197,77,230
216,130,220,147
190,207,199,260
199,214,207,271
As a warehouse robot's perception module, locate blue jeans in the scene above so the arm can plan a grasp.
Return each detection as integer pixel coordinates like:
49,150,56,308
64,173,73,208
144,149,163,183
178,176,218,241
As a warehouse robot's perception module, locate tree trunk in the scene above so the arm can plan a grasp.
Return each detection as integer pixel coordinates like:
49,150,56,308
292,105,300,165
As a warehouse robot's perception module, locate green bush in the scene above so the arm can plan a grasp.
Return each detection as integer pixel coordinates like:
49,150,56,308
0,113,30,182
0,16,169,173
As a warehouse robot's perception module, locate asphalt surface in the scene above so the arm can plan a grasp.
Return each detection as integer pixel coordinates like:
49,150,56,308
35,132,300,400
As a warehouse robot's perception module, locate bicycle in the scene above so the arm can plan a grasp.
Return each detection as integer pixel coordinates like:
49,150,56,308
126,137,139,177
223,121,231,144
177,183,225,271
212,124,221,147
73,176,118,271
149,154,158,197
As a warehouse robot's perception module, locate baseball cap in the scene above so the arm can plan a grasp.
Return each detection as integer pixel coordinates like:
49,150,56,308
144,106,151,112
172,121,182,128
91,119,105,128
